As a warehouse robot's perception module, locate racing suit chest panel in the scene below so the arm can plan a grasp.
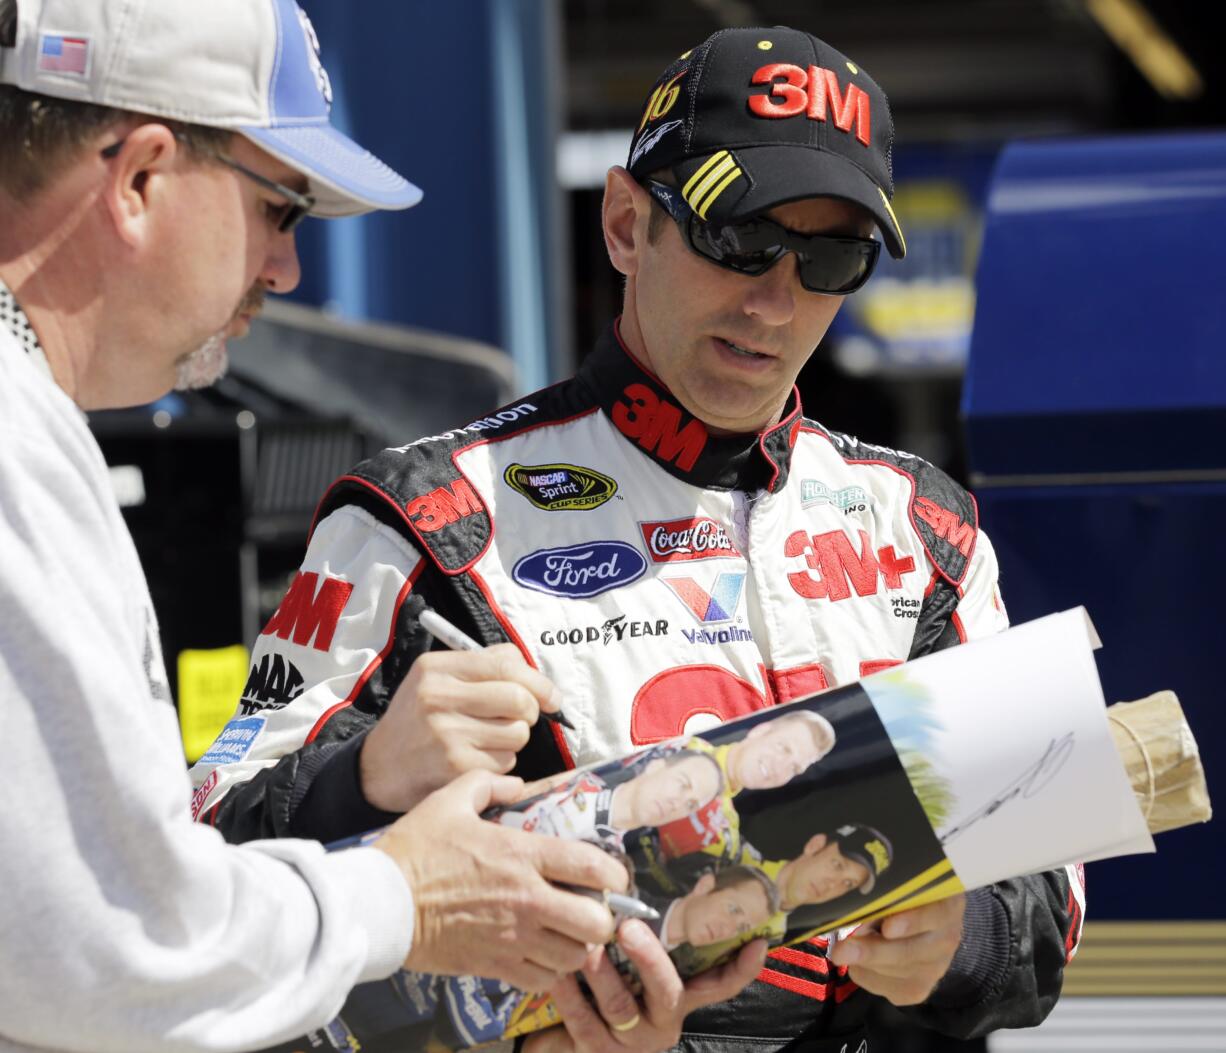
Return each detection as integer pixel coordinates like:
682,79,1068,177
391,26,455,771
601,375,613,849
750,434,931,691
456,414,934,768
457,413,767,765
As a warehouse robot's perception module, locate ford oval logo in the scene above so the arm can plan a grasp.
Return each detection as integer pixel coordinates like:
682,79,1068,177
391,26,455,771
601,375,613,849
512,541,647,598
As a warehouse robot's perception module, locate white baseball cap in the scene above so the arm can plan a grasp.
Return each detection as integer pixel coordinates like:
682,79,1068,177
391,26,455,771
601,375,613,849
0,0,422,217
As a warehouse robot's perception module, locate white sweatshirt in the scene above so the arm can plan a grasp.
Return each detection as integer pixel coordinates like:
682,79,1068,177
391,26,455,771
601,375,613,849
0,316,413,1053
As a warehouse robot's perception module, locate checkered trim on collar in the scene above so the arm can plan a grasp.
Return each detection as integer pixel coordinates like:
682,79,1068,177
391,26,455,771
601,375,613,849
0,279,53,380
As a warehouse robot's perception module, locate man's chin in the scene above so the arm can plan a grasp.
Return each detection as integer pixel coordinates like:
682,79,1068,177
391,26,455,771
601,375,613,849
174,333,229,391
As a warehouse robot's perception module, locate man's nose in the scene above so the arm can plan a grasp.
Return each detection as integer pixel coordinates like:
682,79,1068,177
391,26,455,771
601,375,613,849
742,251,800,326
262,228,302,294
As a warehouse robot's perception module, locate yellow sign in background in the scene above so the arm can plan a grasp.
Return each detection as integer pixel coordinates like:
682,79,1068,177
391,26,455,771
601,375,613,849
177,645,249,763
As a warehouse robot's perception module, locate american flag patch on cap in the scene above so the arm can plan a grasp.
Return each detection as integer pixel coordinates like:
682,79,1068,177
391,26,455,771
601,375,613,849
38,33,90,76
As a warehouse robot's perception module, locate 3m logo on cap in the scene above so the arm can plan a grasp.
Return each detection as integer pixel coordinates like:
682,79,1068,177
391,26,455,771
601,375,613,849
662,572,746,624
748,64,872,147
37,34,89,76
682,151,744,220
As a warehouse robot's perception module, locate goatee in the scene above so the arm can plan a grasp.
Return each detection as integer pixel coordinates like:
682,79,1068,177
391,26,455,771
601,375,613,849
174,332,228,391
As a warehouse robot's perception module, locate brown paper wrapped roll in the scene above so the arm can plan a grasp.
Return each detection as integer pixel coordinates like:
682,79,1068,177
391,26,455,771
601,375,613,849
1107,691,1212,835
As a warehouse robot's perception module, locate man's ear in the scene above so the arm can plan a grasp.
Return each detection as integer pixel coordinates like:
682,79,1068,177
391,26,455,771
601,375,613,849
602,165,650,278
803,833,828,857
100,123,180,248
689,872,716,898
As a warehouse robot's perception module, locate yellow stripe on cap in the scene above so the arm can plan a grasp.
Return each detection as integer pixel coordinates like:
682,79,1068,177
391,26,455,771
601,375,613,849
683,152,737,210
680,149,746,221
682,151,730,200
695,166,743,219
877,186,907,255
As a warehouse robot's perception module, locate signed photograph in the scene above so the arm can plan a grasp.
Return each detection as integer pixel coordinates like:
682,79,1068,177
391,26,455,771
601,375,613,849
861,611,1152,891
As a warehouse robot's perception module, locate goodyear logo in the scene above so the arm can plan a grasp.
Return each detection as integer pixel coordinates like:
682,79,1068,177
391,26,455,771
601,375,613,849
504,462,618,512
865,838,891,875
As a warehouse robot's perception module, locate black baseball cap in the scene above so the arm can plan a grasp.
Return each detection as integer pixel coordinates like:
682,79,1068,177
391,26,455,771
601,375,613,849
627,26,905,259
831,823,894,895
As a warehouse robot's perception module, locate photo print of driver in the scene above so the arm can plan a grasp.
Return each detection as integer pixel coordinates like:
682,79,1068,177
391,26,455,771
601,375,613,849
645,865,781,951
630,708,838,893
494,736,725,850
761,823,894,911
623,681,953,984
650,824,895,978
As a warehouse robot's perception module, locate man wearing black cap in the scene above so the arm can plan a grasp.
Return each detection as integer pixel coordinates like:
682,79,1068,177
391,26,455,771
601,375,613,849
193,25,1083,1053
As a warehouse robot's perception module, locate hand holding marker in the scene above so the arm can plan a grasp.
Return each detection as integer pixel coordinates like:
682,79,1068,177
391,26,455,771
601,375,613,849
417,607,658,924
417,608,575,729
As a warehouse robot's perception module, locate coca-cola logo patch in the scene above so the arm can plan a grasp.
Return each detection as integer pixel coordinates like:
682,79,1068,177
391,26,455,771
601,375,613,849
639,517,743,563
512,541,647,599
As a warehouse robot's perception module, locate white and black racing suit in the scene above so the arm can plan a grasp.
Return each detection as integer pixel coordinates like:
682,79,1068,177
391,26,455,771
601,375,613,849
192,320,1085,1052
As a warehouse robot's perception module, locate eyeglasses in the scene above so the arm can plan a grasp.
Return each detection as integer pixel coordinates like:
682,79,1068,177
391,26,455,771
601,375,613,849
100,135,316,233
645,180,880,295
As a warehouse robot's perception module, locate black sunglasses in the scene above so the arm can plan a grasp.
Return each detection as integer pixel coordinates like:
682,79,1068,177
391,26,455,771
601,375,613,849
100,134,316,234
645,180,880,295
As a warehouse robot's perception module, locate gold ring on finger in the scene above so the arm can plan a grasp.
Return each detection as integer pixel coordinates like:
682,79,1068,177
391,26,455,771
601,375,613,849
611,1013,641,1033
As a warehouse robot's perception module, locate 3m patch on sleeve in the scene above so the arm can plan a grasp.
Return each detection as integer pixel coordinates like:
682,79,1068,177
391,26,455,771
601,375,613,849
177,644,250,763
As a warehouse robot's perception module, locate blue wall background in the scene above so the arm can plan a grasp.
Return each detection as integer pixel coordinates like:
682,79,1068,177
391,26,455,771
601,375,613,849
291,0,562,392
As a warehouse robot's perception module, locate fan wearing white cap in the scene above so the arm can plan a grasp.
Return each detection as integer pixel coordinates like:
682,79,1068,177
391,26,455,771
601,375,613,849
0,2,635,1050
0,0,424,408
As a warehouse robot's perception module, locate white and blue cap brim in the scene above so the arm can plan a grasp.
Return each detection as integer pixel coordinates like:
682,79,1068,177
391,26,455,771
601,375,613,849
1,0,420,218
240,124,422,218
233,0,421,218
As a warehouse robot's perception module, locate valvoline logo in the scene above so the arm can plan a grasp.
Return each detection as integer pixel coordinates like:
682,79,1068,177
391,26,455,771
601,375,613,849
662,571,746,624
513,541,647,599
